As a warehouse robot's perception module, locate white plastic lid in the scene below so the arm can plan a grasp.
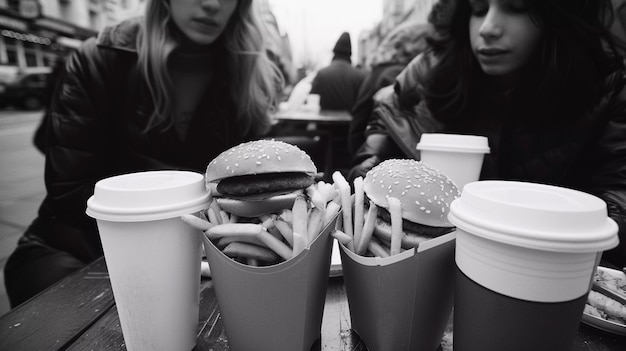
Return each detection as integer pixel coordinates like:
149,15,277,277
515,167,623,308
448,181,619,253
86,170,211,222
416,133,490,154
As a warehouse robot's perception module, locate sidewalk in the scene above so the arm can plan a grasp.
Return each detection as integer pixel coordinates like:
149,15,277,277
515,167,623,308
0,110,46,316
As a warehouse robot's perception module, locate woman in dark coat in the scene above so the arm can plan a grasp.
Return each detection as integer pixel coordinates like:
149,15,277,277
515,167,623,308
348,21,432,155
4,0,282,307
350,0,626,267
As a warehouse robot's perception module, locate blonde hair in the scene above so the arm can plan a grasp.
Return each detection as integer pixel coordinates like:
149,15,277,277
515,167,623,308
136,0,281,136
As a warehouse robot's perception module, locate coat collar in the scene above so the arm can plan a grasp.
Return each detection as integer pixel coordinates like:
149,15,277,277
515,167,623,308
96,17,142,53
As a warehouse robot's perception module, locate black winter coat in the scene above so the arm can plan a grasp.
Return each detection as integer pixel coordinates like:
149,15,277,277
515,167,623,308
32,19,247,262
350,55,626,267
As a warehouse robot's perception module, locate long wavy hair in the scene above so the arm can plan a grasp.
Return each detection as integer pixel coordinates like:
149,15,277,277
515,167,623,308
422,0,624,128
136,0,281,136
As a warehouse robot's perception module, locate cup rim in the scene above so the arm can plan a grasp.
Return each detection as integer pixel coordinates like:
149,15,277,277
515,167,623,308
416,133,490,154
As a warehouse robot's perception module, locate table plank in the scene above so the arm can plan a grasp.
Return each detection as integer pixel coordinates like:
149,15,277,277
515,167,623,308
0,257,115,351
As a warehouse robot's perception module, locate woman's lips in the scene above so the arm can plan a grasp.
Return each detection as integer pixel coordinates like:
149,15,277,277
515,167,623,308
193,17,220,29
477,47,509,56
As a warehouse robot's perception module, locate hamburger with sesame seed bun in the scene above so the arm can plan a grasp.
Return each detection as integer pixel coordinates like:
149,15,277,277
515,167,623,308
205,139,317,217
363,159,460,249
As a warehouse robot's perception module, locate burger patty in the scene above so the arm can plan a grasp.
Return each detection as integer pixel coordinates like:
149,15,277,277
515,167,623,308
377,207,454,238
216,172,314,196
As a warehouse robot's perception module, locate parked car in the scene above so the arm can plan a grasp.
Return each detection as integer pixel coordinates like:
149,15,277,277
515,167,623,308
0,67,52,110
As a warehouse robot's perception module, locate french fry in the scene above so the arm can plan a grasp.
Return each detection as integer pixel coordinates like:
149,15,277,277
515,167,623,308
207,207,221,225
306,184,326,210
210,200,224,224
333,171,354,251
260,215,275,230
222,241,278,262
266,225,284,241
356,201,378,255
229,214,239,223
279,209,293,223
368,237,390,258
331,229,353,246
323,201,341,227
216,235,267,249
219,210,230,224
208,223,264,238
292,231,307,257
180,214,214,232
307,207,324,241
258,228,293,260
353,176,364,252
273,217,294,246
292,195,309,246
388,197,403,256
372,224,429,249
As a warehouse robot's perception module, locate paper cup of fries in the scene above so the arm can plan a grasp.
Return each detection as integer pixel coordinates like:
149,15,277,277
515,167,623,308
200,211,338,351
340,235,456,351
330,164,459,351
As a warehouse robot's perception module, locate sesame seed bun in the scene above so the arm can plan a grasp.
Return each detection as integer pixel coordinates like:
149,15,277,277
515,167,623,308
205,139,317,217
205,139,317,183
363,159,460,227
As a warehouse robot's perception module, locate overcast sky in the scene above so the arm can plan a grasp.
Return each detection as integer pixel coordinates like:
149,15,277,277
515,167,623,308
268,0,383,68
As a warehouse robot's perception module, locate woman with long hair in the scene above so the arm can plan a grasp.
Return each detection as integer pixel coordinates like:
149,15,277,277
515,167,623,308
4,0,282,307
349,0,626,267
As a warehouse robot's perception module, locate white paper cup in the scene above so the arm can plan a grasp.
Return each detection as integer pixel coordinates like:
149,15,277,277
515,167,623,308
416,133,490,189
86,170,211,351
448,181,619,351
302,93,321,113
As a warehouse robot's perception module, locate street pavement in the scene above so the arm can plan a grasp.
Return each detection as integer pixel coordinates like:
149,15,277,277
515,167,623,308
0,109,46,317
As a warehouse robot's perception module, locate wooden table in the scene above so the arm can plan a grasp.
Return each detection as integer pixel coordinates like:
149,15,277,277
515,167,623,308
271,110,352,180
0,256,624,351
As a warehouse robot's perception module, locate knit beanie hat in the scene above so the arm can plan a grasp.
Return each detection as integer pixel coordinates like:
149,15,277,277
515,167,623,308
333,32,352,57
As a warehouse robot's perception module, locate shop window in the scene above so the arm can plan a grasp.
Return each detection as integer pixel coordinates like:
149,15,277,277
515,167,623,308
4,37,18,66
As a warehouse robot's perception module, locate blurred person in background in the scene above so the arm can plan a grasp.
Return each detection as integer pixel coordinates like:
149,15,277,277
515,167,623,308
349,0,626,267
5,0,282,308
310,31,366,111
348,22,433,155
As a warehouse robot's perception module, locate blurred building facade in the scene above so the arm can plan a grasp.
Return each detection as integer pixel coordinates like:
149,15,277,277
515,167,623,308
357,0,436,68
0,0,143,69
254,0,296,85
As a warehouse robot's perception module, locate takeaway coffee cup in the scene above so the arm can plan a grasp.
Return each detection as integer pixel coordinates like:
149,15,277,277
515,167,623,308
416,133,490,189
448,181,619,351
86,170,211,351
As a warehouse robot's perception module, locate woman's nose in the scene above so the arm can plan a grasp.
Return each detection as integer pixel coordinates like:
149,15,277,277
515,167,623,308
200,0,220,12
479,8,503,39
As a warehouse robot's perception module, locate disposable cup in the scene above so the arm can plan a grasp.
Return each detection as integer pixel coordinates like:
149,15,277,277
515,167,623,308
86,170,211,351
448,181,619,351
199,212,338,351
416,133,490,189
340,233,456,351
303,93,321,113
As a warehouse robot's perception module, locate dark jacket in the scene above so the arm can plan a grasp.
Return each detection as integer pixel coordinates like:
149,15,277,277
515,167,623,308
348,63,405,155
350,54,626,267
310,58,366,111
31,19,246,262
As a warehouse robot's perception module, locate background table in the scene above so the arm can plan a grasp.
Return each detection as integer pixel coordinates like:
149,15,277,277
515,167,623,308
1,256,625,350
271,110,352,181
